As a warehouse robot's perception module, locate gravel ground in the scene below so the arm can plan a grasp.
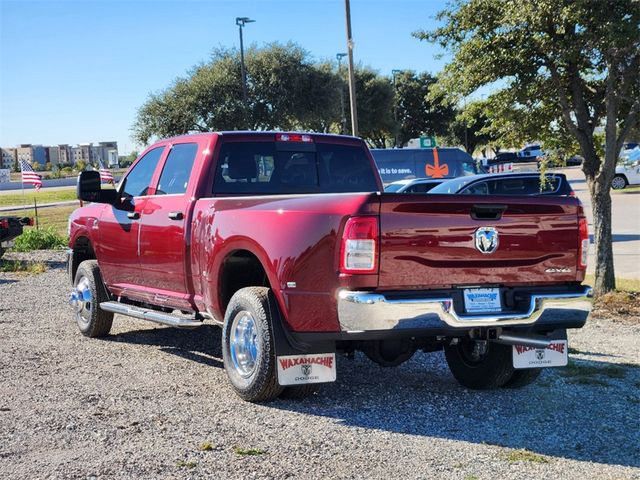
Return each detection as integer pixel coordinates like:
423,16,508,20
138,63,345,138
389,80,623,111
1,251,639,479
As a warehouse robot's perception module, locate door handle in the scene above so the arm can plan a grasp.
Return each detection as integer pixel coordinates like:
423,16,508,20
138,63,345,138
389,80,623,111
168,211,184,220
127,212,140,220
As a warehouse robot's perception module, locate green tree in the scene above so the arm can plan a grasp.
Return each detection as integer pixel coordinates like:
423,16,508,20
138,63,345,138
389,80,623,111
393,71,455,147
416,0,640,296
75,160,87,172
132,43,341,144
13,156,19,173
441,100,494,155
348,67,395,148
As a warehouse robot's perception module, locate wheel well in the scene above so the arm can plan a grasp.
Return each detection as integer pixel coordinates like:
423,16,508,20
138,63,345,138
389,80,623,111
615,173,628,182
71,236,96,280
219,250,271,313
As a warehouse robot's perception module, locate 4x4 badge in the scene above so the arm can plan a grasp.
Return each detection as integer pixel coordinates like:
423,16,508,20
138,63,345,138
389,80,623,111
475,227,499,254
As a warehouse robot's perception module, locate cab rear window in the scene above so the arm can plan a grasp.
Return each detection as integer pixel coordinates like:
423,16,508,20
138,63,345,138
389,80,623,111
213,142,378,195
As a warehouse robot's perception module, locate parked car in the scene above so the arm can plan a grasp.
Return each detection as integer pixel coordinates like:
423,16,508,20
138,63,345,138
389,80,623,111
68,131,592,402
488,151,538,165
519,144,544,158
429,172,575,196
384,178,444,193
0,216,32,258
613,147,640,189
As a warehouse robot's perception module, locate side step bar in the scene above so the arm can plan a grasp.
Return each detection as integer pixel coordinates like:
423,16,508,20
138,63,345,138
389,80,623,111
99,301,203,329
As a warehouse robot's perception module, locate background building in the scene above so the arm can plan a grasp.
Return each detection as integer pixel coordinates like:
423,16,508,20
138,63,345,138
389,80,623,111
1,147,17,169
2,141,118,168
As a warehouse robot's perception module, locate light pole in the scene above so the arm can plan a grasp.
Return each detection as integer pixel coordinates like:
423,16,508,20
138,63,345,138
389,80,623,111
236,16,255,104
336,53,347,134
392,69,402,148
344,0,358,137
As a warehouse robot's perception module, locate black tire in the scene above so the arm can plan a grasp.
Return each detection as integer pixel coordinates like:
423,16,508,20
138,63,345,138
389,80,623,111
222,287,283,403
73,260,113,338
279,384,321,400
611,174,628,190
444,341,514,389
503,368,542,388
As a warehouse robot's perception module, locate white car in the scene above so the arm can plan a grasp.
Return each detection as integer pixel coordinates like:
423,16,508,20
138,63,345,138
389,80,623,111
518,144,544,158
384,178,444,193
612,147,640,190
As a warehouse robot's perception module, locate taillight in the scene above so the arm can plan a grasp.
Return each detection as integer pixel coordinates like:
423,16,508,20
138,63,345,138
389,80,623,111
0,219,8,229
340,216,379,274
578,214,589,270
276,133,313,143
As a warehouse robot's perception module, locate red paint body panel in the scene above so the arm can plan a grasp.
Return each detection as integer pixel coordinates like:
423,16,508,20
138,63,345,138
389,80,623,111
191,192,380,331
68,131,585,334
378,194,582,289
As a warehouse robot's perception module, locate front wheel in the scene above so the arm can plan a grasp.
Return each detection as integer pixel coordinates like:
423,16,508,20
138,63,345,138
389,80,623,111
611,175,628,190
72,260,113,337
222,287,283,402
444,340,515,389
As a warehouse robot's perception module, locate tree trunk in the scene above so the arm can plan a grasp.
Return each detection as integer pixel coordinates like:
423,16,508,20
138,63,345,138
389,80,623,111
584,165,616,296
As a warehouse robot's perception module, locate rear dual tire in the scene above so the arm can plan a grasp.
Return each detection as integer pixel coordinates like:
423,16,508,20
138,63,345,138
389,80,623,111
444,341,540,389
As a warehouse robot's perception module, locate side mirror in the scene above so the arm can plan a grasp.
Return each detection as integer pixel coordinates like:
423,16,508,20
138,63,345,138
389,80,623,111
77,171,118,204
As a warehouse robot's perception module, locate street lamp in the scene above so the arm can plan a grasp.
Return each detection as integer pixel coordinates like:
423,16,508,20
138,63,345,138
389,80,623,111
392,69,402,148
336,53,347,134
236,16,255,104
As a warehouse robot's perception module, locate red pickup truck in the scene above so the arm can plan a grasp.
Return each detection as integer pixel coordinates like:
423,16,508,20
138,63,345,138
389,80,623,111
68,132,592,402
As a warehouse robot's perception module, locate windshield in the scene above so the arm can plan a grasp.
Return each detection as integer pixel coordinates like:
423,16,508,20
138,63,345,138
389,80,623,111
428,177,475,194
384,183,407,192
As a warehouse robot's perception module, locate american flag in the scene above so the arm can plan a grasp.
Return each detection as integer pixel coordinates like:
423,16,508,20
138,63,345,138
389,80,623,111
98,160,114,184
20,159,42,191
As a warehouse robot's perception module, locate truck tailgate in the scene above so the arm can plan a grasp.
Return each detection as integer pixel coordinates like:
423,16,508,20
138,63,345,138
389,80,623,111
378,194,581,289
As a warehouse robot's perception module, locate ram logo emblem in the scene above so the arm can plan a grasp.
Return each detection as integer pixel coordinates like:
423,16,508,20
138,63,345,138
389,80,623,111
475,227,499,254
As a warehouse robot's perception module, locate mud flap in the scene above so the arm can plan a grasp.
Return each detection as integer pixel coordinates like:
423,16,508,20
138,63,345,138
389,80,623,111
512,329,568,369
267,297,337,386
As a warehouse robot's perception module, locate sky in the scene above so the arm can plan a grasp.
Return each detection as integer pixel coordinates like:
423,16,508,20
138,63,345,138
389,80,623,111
0,0,450,154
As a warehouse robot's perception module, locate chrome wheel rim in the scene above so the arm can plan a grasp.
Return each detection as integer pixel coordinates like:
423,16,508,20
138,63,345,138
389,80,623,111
229,310,259,378
611,177,625,190
72,276,93,327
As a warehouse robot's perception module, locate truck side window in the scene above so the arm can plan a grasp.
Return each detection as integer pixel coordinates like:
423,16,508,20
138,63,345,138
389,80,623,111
156,143,198,195
121,147,164,198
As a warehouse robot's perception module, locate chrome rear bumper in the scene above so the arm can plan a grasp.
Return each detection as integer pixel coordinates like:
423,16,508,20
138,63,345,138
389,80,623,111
337,286,592,332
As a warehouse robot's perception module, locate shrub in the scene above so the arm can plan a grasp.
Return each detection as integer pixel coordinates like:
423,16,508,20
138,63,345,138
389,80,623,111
12,227,68,252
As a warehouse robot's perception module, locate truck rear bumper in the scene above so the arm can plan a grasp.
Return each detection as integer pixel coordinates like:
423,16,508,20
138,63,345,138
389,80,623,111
336,286,592,333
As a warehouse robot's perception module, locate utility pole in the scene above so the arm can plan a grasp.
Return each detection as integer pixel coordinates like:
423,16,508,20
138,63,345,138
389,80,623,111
344,0,358,137
336,53,347,134
236,17,255,104
392,69,402,148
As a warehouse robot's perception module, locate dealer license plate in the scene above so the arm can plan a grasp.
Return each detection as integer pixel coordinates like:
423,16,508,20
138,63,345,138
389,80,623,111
512,340,569,369
463,288,501,313
276,353,337,386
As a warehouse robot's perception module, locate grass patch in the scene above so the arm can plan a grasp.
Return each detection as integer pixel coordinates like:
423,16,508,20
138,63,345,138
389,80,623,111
199,441,215,451
567,377,610,387
0,188,78,207
613,185,640,194
234,447,267,456
12,227,67,251
504,449,549,464
175,460,197,469
584,274,640,293
0,260,47,274
559,361,627,383
3,205,75,238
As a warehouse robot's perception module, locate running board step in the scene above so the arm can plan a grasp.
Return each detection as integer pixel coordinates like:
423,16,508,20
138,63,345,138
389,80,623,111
99,301,203,329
